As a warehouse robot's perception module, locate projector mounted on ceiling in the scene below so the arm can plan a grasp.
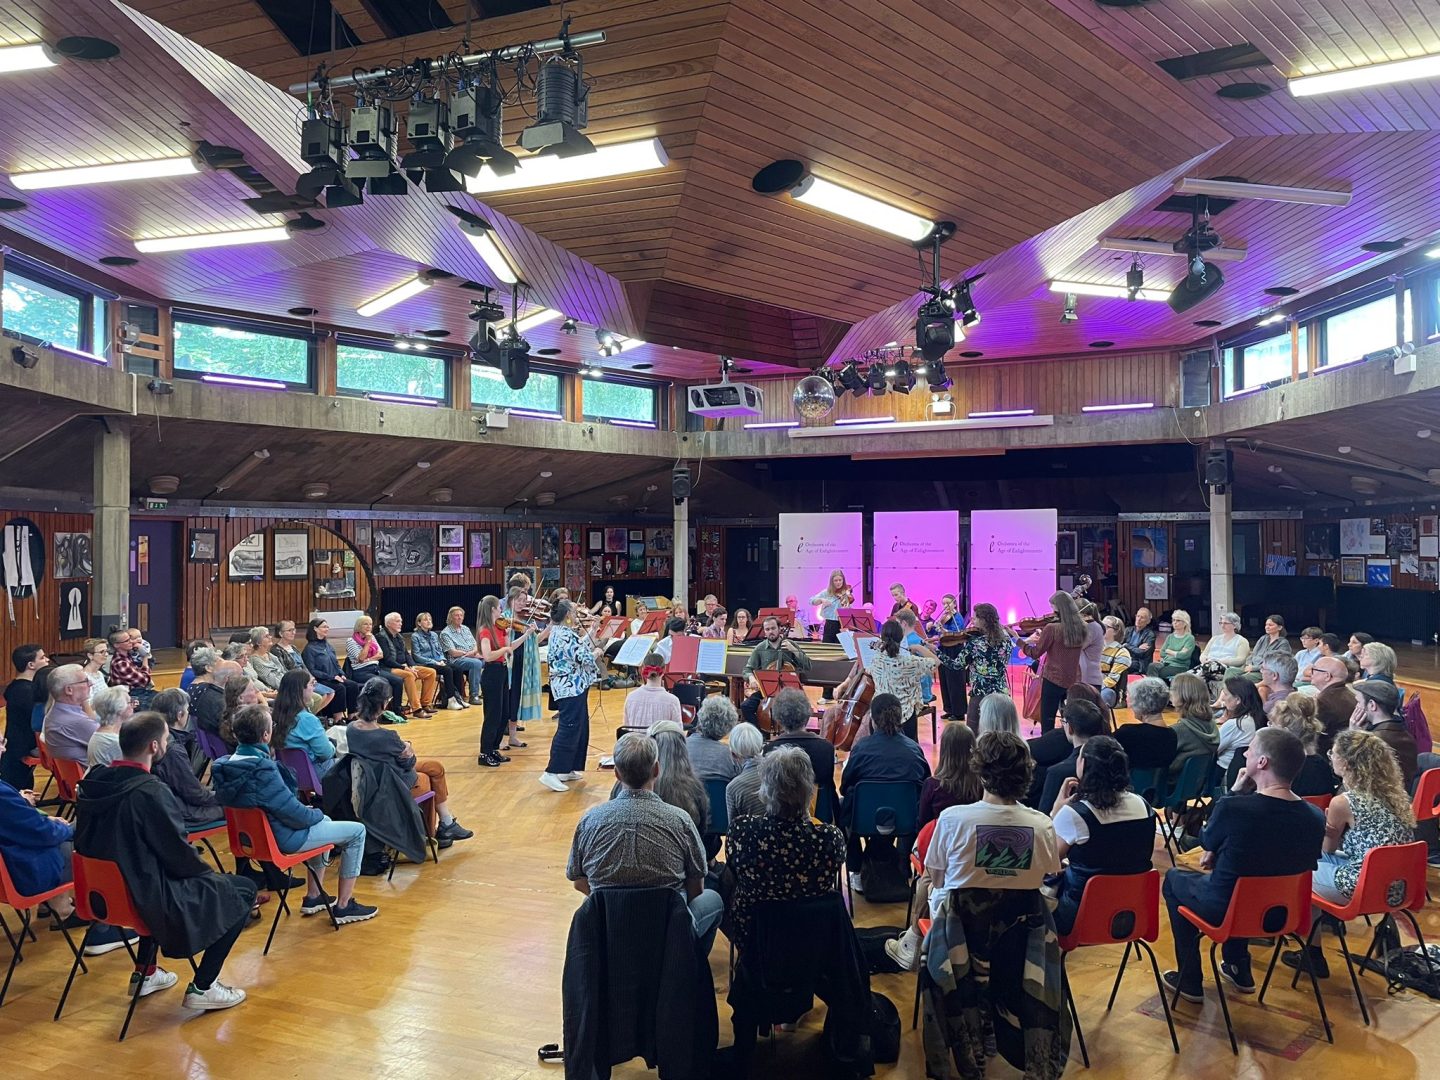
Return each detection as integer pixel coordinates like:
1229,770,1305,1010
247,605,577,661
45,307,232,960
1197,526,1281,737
688,356,763,418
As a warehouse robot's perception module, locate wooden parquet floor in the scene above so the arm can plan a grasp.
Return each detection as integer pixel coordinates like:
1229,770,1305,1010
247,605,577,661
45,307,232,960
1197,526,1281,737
4,675,1440,1079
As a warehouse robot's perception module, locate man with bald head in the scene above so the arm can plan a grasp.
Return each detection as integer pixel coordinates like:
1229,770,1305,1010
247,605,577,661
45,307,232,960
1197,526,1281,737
190,654,242,739
1296,655,1347,698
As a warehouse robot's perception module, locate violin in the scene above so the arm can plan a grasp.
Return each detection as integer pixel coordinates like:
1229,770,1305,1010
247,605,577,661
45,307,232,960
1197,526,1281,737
494,616,511,631
1013,613,1059,636
938,625,986,647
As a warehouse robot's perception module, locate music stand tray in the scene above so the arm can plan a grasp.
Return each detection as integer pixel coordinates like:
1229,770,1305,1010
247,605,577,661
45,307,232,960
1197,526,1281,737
753,670,803,698
838,608,877,634
637,610,669,635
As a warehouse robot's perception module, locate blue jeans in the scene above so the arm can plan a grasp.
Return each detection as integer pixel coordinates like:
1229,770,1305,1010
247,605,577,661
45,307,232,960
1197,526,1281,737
1312,851,1351,905
299,818,367,881
691,888,725,956
451,657,484,698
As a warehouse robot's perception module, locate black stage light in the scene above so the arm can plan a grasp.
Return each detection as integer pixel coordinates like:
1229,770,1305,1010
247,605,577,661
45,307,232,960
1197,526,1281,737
346,104,398,182
948,274,983,328
402,99,451,170
447,82,520,178
890,358,916,393
323,178,364,207
1060,293,1078,323
1125,256,1144,301
837,360,866,396
866,363,888,395
497,329,532,390
925,358,951,390
521,54,594,157
560,317,578,334
915,297,956,364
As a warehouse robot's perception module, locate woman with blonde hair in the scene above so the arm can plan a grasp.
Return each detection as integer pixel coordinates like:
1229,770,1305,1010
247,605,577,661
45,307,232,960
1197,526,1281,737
1267,695,1337,797
1146,610,1195,680
1020,590,1087,732
1282,728,1416,977
808,569,853,643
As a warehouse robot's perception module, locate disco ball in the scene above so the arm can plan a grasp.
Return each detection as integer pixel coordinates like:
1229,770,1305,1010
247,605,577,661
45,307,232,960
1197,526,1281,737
792,374,836,421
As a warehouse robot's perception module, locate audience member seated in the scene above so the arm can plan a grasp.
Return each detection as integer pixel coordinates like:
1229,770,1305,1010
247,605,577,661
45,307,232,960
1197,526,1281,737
1260,655,1298,715
2,644,47,790
178,641,206,692
86,685,135,769
270,669,337,779
41,664,98,764
687,696,740,782
1025,685,1086,779
1216,676,1265,774
272,621,336,715
217,674,264,750
106,628,156,707
1298,655,1348,698
622,653,683,732
1316,684,1357,743
1031,699,1107,811
567,732,725,955
1116,677,1179,772
701,610,728,640
74,713,257,1011
1123,607,1157,679
245,626,287,694
724,723,767,822
1282,728,1416,978
920,721,983,827
1266,696,1338,797
347,678,471,846
653,617,688,665
80,637,110,699
1347,632,1374,664
649,722,716,858
212,705,379,925
1201,612,1250,671
187,654,237,738
149,688,225,832
303,618,362,719
411,612,464,711
1350,680,1417,788
1293,627,1323,686
1048,735,1155,935
1359,641,1400,695
977,691,1019,735
1227,613,1292,682
377,611,438,717
1161,728,1325,1002
1098,616,1131,708
763,689,836,811
726,747,846,949
1168,673,1220,779
347,616,405,713
839,693,930,896
438,607,485,706
0,732,75,918
1145,609,1194,680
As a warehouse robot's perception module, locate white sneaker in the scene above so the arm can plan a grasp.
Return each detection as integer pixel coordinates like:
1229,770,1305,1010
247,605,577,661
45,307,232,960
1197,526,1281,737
884,930,920,972
132,967,178,997
561,771,583,781
848,872,864,895
447,698,464,711
183,982,247,1011
539,772,568,792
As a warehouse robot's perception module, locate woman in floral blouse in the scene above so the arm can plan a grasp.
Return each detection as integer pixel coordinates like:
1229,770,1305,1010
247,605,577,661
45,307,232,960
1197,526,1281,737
726,746,846,948
949,603,1016,733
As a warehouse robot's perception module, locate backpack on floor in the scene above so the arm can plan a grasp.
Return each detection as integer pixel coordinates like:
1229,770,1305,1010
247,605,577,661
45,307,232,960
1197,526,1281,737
854,926,907,974
859,851,912,904
868,991,901,1063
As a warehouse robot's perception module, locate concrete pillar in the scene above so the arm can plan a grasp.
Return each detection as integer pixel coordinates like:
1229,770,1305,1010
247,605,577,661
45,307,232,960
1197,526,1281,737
673,496,689,609
92,418,130,636
1209,477,1233,632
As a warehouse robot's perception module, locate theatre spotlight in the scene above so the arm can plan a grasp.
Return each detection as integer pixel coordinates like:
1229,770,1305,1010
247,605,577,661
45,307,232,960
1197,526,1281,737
1060,293,1078,323
866,363,888,395
561,317,578,334
1125,257,1144,301
837,360,866,396
924,358,951,391
890,358,916,393
521,47,594,157
345,103,398,184
446,79,519,178
948,275,982,328
915,297,957,364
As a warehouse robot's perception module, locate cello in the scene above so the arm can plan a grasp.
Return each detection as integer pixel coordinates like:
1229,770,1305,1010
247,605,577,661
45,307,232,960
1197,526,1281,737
820,660,873,751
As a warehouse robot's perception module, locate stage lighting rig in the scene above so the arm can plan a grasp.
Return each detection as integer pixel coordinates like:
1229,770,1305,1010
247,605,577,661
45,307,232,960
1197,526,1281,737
1060,293,1078,323
837,360,866,396
924,358,951,391
913,223,981,362
560,317,578,334
1167,204,1226,313
866,362,888,395
1125,257,1144,301
345,102,399,185
521,28,593,158
890,358,916,393
446,76,519,178
491,287,532,390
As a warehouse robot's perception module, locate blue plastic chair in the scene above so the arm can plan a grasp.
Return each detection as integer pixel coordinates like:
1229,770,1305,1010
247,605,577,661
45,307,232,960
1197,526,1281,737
194,727,229,762
842,781,922,908
1159,755,1214,866
705,778,730,837
1129,766,1167,807
813,786,836,825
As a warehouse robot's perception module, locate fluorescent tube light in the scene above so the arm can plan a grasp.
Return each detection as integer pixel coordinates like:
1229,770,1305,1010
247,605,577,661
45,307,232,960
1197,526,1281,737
608,418,656,429
744,420,800,429
968,409,1035,419
464,229,518,284
834,416,896,426
1097,236,1248,262
10,154,199,190
1174,177,1351,207
201,374,287,390
788,415,1055,438
0,43,57,73
791,175,934,243
367,392,439,406
1426,245,1440,259
135,225,289,253
1290,51,1440,98
466,137,668,194
1048,280,1169,302
515,308,562,333
1257,312,1286,326
357,276,430,317
1081,402,1154,413
472,367,504,381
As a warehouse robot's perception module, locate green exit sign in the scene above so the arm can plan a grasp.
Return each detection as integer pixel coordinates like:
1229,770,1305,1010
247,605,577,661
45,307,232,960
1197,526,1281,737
143,497,168,510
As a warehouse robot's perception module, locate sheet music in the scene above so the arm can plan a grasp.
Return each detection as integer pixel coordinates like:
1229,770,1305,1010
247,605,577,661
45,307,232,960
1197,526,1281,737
613,634,658,668
856,635,883,672
694,638,729,675
838,631,857,659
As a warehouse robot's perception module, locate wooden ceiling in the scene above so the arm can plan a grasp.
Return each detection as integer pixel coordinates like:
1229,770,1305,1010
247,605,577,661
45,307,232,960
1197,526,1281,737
1,0,1438,381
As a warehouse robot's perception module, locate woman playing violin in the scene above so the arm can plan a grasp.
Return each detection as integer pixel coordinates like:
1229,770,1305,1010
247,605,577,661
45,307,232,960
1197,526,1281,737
809,569,853,644
947,603,1015,732
1021,591,1089,733
931,594,968,721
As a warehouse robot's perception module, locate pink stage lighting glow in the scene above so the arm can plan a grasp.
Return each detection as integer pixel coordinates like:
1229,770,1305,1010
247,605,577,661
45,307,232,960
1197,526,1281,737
778,513,864,618
1081,402,1154,413
969,509,1058,627
200,373,287,390
873,511,960,612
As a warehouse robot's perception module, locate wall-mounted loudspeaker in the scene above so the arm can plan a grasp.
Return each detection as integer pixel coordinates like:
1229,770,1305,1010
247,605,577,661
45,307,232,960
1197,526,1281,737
672,466,692,501
1204,448,1233,488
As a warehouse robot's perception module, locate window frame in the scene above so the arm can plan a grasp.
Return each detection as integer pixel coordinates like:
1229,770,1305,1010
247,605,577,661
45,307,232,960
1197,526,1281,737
170,311,316,390
1318,288,1402,371
335,336,453,406
580,375,660,427
1223,325,1308,397
470,363,565,416
1,258,97,354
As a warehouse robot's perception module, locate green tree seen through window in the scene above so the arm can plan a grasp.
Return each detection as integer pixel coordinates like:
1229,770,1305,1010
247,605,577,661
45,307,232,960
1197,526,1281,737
173,320,310,384
583,380,656,423
471,367,562,412
2,273,81,349
337,344,447,400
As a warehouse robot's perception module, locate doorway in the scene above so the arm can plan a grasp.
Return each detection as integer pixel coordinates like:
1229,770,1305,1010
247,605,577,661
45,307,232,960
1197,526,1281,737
130,521,180,647
724,527,778,617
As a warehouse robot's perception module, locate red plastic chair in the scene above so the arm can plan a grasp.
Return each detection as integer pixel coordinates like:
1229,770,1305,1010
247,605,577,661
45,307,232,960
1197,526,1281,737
1301,794,1333,811
1412,769,1440,826
903,819,939,929
1057,870,1178,1066
55,854,190,1040
224,807,337,955
0,852,83,1008
1174,871,1331,1054
49,756,87,820
1297,841,1433,1026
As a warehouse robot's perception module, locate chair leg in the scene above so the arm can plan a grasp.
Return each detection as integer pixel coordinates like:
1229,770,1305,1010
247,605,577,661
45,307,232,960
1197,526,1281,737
117,944,148,1042
1137,940,1180,1054
387,848,398,883
1290,918,1323,991
1062,957,1089,1068
1106,941,1133,1011
1291,932,1333,1043
1209,942,1239,1056
1333,918,1370,1026
200,838,225,872
912,954,924,1030
0,909,30,1007
262,875,290,956
1258,935,1285,1002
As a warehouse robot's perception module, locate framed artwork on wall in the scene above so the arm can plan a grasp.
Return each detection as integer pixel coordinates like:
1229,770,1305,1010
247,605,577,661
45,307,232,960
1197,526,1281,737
227,532,265,580
468,530,492,568
438,525,464,548
439,551,464,575
588,530,603,553
54,532,92,579
372,526,435,576
273,529,309,579
1056,531,1078,565
504,527,537,563
188,529,219,564
1340,557,1365,585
